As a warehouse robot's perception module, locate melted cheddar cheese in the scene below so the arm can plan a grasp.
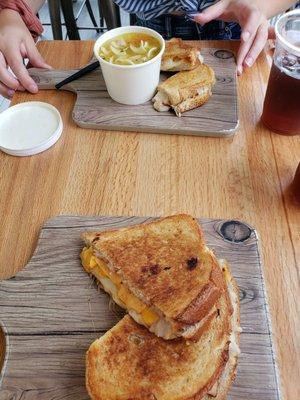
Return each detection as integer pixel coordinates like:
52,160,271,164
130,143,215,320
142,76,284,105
81,247,159,326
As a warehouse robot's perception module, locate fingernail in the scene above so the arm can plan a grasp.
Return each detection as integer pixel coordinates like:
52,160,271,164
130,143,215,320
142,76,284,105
7,89,15,97
242,31,250,42
44,63,53,70
245,56,253,67
29,83,38,93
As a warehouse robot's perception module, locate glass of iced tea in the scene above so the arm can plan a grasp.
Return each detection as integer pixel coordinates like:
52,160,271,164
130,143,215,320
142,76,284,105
261,10,300,135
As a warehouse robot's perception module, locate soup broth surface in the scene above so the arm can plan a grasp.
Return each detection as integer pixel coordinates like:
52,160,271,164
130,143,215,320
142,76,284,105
99,33,161,65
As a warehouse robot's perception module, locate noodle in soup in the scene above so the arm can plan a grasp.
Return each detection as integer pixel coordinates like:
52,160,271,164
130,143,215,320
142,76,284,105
99,33,161,66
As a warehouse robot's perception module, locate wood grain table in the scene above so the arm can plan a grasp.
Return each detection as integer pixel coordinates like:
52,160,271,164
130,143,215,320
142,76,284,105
0,40,299,399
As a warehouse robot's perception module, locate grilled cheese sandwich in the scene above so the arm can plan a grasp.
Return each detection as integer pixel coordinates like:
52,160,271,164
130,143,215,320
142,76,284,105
86,257,241,400
81,214,224,340
153,64,215,116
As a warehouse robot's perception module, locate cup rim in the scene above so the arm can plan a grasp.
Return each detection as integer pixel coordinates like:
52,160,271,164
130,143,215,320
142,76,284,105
93,26,165,69
275,9,300,57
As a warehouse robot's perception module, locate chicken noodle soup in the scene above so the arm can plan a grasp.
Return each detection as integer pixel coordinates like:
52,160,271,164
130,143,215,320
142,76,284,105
99,33,161,66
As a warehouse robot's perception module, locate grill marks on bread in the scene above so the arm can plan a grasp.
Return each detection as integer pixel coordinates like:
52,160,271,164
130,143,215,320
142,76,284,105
153,64,215,116
84,217,241,399
86,264,237,399
83,215,222,330
86,285,231,400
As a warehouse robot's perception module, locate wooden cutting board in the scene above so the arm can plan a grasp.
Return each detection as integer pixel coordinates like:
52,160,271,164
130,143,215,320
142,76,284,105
0,216,280,400
28,46,238,137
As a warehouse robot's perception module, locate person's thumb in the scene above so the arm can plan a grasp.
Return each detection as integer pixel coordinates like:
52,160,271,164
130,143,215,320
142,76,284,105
193,0,228,25
26,41,52,69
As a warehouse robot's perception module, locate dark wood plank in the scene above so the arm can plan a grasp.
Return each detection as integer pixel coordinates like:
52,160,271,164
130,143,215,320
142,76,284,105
0,216,280,399
28,45,238,137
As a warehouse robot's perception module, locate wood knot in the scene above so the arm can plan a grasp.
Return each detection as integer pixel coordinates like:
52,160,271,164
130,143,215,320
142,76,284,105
219,220,251,243
214,49,234,59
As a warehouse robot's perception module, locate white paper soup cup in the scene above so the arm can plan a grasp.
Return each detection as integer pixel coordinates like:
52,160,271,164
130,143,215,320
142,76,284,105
94,26,165,105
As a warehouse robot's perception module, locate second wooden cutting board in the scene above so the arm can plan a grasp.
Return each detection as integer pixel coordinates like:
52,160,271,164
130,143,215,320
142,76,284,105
29,44,238,137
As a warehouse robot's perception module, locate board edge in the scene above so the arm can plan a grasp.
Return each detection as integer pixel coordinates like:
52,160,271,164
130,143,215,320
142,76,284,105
72,115,239,138
251,228,282,400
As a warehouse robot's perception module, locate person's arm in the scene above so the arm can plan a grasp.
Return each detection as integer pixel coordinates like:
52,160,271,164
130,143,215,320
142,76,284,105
0,0,50,98
23,0,44,13
194,0,297,75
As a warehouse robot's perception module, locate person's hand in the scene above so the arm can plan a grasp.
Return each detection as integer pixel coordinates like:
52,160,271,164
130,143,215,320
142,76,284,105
193,0,272,75
0,8,51,98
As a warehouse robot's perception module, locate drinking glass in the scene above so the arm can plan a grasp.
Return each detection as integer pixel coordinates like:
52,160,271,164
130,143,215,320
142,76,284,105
261,10,300,135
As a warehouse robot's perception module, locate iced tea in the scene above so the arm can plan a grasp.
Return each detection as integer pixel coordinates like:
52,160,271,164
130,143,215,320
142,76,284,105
262,59,300,135
261,10,300,135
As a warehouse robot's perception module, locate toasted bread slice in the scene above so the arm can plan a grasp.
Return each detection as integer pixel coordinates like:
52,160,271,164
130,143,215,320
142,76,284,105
153,64,215,116
86,261,240,400
161,38,203,71
157,64,215,105
204,261,241,399
81,214,224,340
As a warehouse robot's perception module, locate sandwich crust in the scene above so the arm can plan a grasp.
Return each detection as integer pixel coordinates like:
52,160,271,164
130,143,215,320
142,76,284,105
82,214,223,337
203,262,241,399
161,38,203,72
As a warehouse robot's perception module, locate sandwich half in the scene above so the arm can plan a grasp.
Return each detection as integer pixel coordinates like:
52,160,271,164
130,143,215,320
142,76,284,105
161,38,203,71
152,64,215,116
81,214,224,341
86,261,241,400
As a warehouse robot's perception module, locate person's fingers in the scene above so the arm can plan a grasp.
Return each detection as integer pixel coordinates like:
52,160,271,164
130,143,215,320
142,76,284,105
0,52,7,69
0,52,19,90
20,41,27,59
17,83,25,91
7,48,38,93
236,34,256,75
239,7,262,42
236,9,263,74
0,51,25,92
25,41,52,69
244,22,269,68
0,81,15,98
194,0,229,24
0,66,19,90
239,12,262,52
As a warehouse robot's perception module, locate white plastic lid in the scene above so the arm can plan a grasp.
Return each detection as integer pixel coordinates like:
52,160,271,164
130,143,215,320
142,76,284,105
0,101,63,156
